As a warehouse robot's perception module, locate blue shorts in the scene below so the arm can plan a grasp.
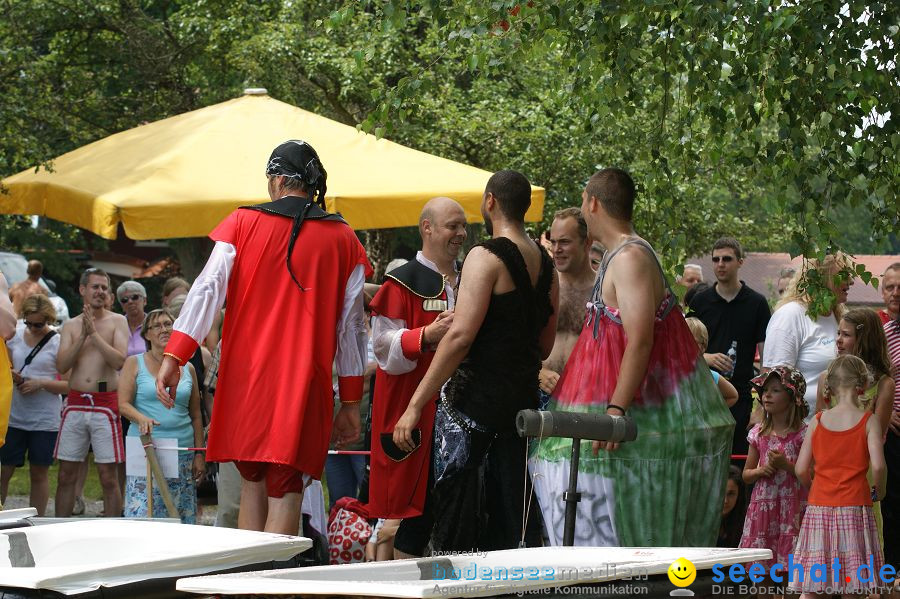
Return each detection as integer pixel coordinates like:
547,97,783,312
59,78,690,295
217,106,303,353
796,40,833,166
0,427,58,467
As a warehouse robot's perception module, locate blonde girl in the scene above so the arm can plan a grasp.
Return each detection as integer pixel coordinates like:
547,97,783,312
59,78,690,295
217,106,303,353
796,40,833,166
792,355,886,597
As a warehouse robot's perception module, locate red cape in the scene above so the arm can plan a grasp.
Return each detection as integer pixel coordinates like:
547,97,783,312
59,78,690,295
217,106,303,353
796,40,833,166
366,278,446,518
204,209,370,477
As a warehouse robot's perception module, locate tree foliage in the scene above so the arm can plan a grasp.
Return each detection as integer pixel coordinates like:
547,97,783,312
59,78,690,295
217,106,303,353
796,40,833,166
359,1,898,271
1,1,896,292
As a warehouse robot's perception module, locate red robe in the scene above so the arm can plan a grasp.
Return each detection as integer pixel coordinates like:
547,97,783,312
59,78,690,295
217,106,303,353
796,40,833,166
367,274,449,518
166,207,371,477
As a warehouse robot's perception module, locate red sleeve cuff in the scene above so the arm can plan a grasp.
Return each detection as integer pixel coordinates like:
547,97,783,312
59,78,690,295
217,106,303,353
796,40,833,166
164,331,199,366
400,327,425,360
338,376,364,403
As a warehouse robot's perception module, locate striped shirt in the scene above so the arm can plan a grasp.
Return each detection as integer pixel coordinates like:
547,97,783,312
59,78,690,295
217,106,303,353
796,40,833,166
884,318,900,412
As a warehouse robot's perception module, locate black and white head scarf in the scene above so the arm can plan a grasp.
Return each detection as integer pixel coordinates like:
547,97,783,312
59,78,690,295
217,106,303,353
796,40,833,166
265,140,329,292
265,139,328,209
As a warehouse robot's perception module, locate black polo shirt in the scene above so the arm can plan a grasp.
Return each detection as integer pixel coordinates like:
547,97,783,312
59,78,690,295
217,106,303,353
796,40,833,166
687,281,771,397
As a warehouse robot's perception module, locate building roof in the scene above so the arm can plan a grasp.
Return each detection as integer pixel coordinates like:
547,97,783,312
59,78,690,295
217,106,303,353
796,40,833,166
686,253,899,306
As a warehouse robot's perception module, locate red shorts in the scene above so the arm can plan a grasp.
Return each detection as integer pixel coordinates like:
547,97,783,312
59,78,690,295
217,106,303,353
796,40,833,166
234,460,307,498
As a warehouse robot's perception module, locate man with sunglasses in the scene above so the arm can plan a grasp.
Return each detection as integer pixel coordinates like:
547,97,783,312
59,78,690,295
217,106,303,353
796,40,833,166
686,237,770,460
55,268,129,517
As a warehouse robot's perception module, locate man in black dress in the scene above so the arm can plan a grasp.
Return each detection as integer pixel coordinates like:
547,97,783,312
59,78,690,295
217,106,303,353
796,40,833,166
393,170,559,551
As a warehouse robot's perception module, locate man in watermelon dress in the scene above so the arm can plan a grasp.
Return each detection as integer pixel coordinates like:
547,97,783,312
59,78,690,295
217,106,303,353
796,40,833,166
531,168,734,547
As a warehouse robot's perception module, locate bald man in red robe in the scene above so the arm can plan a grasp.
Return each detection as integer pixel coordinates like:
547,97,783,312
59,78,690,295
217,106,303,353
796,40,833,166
367,197,466,558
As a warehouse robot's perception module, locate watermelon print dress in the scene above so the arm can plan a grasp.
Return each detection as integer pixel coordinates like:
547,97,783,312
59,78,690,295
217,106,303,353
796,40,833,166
530,239,735,547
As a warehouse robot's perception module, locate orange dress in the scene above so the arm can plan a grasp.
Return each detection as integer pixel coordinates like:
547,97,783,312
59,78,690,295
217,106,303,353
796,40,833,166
790,411,884,595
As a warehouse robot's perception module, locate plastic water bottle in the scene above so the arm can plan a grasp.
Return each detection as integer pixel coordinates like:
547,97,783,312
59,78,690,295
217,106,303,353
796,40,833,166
724,341,738,379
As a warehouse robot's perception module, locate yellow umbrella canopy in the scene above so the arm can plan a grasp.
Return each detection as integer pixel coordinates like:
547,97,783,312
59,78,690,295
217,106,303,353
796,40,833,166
1,90,544,240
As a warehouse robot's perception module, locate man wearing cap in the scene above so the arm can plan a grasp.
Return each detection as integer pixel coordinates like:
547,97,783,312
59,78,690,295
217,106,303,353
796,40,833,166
156,140,372,535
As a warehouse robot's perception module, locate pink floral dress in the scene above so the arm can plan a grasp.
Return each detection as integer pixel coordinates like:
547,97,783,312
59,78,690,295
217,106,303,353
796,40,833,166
739,423,808,569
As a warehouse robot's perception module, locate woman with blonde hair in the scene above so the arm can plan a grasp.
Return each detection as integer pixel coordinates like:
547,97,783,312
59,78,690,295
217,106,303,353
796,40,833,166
0,295,69,515
119,309,204,522
763,253,854,418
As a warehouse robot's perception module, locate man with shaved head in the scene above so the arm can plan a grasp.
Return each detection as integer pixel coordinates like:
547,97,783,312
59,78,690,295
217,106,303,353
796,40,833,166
9,260,47,317
367,196,466,558
394,171,559,552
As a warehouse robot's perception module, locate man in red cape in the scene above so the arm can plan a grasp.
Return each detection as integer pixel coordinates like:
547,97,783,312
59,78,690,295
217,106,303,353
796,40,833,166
157,140,371,535
367,197,466,558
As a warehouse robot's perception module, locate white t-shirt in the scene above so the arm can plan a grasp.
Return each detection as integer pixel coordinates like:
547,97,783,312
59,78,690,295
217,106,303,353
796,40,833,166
763,301,838,418
7,331,62,431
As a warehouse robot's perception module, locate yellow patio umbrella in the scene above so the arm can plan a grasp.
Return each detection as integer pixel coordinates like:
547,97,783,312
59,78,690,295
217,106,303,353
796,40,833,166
1,90,544,240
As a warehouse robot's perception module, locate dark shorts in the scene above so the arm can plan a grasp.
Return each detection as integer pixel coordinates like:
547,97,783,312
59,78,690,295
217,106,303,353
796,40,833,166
0,427,58,467
234,460,307,498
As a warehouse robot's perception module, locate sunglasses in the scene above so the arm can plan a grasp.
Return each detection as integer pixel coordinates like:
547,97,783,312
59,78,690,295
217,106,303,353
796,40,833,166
711,256,735,263
24,320,47,329
119,294,143,304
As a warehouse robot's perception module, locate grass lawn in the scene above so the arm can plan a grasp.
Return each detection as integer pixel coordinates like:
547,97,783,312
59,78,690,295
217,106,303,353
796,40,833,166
5,456,105,501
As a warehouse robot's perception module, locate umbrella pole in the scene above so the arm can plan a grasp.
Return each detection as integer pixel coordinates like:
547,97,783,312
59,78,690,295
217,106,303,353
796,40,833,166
140,434,179,519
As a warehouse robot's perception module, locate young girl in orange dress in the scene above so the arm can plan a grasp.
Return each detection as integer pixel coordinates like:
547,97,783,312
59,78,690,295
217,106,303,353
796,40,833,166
792,355,887,596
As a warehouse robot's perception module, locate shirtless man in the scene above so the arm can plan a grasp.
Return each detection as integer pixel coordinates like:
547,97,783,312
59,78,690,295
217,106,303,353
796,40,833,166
55,268,129,517
531,168,732,547
538,208,596,404
8,260,47,317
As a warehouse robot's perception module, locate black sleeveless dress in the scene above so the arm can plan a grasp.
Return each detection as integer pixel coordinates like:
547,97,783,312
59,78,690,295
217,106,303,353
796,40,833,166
446,237,554,429
430,237,554,551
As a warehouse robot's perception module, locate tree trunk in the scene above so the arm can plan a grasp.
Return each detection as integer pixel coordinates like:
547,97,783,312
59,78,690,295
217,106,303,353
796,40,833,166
364,229,396,283
168,237,214,281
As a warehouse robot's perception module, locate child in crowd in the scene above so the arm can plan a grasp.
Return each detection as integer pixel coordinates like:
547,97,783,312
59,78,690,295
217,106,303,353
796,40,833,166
792,355,886,596
739,366,808,574
718,465,748,548
815,307,893,550
685,317,738,407
816,308,893,433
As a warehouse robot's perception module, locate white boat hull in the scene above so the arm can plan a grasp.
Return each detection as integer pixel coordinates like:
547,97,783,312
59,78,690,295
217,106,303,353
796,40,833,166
177,545,771,597
0,519,310,596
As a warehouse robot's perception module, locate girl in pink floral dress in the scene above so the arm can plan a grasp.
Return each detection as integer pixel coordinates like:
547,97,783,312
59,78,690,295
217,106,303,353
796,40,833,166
739,365,809,571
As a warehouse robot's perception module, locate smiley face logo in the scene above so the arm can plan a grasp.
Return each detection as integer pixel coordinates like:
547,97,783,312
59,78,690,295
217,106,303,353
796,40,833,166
667,557,696,587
